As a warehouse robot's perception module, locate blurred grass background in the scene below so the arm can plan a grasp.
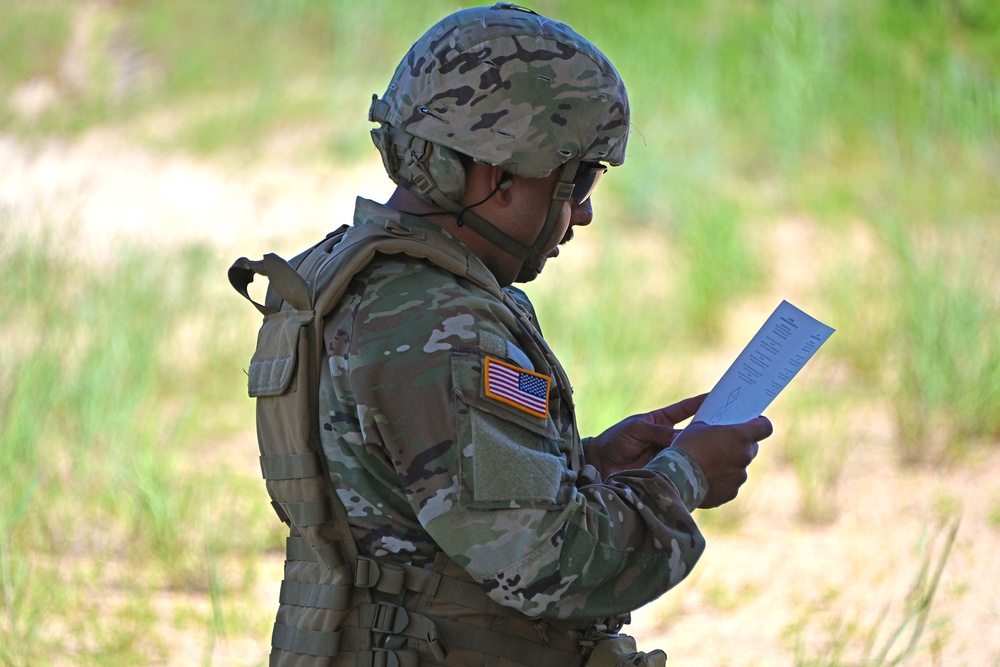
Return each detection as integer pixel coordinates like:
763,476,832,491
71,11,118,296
2,0,999,665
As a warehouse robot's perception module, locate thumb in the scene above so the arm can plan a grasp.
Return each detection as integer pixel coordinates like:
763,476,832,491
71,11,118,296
649,394,708,427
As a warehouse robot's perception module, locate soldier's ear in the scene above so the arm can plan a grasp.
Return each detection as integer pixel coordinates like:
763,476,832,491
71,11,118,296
484,165,515,207
462,163,510,208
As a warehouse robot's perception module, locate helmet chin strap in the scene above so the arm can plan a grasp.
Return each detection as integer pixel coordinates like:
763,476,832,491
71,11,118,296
513,160,578,283
404,157,580,284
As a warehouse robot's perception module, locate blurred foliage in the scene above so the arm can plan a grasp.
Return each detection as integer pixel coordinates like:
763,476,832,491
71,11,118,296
0,224,274,664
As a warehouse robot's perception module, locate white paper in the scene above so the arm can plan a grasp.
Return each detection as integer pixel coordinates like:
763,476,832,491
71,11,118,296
692,300,835,425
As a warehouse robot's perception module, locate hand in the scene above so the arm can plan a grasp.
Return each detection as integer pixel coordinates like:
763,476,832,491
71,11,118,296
672,415,773,509
587,394,709,478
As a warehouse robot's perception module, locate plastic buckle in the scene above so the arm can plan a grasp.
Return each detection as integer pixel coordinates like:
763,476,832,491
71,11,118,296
368,648,401,667
374,602,409,634
355,557,381,588
409,170,437,198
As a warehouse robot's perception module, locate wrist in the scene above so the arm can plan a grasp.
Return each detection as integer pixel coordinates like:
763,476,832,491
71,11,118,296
648,447,710,511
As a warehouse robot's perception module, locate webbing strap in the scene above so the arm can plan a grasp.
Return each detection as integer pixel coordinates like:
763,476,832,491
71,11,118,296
362,603,448,662
260,452,322,479
432,571,520,617
433,615,583,666
271,500,290,525
285,535,319,561
272,622,345,657
357,648,419,667
407,169,534,263
273,623,421,667
279,579,353,611
286,537,519,618
357,602,583,667
279,499,332,527
378,560,518,618
276,563,516,621
275,549,583,664
228,253,312,315
274,604,581,666
285,536,346,569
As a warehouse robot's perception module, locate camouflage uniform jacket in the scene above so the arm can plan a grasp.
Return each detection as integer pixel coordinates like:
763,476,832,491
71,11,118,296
319,197,709,621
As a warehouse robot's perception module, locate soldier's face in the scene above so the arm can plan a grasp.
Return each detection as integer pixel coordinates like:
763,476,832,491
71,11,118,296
508,171,594,261
546,197,593,260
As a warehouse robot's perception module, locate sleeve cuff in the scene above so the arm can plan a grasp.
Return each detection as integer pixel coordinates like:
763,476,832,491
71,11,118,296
646,447,709,511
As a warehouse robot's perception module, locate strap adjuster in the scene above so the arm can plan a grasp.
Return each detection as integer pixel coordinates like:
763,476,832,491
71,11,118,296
374,603,409,634
355,557,380,588
409,170,436,197
361,648,404,667
553,181,575,202
372,603,449,662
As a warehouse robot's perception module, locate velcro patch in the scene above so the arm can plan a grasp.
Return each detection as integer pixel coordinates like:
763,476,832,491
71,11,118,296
483,356,550,419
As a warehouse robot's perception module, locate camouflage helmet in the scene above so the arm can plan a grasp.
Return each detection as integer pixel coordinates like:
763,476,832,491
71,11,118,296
369,3,630,201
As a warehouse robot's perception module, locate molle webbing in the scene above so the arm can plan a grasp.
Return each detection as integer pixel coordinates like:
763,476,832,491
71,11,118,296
283,537,522,618
275,537,590,667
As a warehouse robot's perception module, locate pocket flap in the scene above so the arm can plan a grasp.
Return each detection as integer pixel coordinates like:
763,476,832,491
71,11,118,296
248,310,314,397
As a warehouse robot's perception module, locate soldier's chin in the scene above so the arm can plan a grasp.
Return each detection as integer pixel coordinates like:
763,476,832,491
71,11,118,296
546,247,560,258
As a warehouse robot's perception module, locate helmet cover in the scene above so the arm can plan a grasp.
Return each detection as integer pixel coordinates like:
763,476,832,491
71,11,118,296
370,2,630,197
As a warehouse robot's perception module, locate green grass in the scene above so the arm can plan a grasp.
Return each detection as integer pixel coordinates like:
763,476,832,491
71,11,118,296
787,514,961,666
879,220,1000,463
778,390,852,525
5,1,997,187
989,496,1000,531
0,223,275,665
0,3,71,102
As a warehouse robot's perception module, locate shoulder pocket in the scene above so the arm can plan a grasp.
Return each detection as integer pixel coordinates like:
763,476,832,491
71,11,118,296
247,310,314,397
451,351,571,510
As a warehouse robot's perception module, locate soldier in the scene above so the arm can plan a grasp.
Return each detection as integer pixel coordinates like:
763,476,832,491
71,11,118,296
256,3,773,665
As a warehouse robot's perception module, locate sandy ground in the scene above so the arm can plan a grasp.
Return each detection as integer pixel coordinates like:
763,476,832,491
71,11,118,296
5,134,999,666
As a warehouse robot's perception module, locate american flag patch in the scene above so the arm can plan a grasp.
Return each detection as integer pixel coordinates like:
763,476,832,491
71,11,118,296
484,356,550,419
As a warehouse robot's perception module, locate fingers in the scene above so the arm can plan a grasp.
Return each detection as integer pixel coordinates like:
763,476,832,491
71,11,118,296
746,416,774,442
670,414,772,509
649,393,708,426
620,415,675,447
717,415,772,445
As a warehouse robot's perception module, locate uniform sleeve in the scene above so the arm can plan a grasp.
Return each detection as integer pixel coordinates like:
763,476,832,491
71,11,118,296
347,262,708,621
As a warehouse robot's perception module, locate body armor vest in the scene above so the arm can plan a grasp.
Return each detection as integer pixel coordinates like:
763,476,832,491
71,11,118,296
230,216,662,667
